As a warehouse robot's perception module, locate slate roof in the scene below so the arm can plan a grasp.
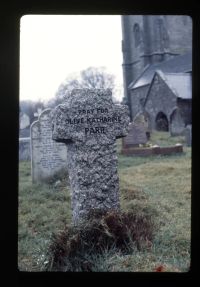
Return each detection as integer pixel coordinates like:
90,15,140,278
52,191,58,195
128,51,192,89
158,72,192,99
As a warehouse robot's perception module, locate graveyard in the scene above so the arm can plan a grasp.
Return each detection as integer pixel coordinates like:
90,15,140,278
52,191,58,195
18,15,192,273
18,129,191,272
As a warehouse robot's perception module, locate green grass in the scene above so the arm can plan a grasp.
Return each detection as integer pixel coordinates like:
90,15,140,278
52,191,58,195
18,131,191,272
148,130,186,146
18,162,72,271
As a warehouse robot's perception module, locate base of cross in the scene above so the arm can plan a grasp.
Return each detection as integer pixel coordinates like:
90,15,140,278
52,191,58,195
67,142,120,225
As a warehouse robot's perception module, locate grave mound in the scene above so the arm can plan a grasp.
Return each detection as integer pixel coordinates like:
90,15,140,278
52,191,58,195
47,209,155,271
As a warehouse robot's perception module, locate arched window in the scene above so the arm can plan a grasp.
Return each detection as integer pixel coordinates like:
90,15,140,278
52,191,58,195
155,112,169,131
133,23,141,47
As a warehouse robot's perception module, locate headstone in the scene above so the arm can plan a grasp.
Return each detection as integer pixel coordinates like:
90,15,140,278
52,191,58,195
184,124,192,146
134,111,151,139
52,89,130,224
170,108,185,136
31,108,68,183
20,113,30,130
122,121,148,148
19,137,30,161
34,108,42,119
133,112,149,128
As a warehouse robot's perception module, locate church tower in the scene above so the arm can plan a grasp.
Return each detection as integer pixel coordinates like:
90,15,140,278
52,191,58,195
121,15,192,105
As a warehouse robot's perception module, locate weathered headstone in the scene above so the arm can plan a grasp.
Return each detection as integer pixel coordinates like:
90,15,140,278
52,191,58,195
31,108,68,183
20,113,30,130
34,108,42,120
170,108,185,136
133,112,149,128
133,112,151,139
52,89,130,224
122,121,148,149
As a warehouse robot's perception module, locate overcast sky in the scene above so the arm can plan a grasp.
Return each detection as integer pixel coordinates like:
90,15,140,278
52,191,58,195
20,15,124,103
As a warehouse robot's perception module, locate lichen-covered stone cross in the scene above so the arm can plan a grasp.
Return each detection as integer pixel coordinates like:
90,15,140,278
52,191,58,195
52,89,130,224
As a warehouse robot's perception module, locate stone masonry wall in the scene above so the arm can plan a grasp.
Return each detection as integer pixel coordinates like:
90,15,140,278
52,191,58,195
177,99,192,126
130,85,149,120
144,73,177,129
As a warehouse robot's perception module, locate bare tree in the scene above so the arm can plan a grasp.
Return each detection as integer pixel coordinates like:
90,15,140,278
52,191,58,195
80,67,115,89
46,67,116,108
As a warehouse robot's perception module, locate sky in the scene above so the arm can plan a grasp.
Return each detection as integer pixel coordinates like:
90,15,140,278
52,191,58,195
20,15,124,103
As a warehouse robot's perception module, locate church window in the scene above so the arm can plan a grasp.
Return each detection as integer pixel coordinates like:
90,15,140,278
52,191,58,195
133,23,141,47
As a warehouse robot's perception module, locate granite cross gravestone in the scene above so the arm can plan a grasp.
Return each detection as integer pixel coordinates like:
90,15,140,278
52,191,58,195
52,89,130,224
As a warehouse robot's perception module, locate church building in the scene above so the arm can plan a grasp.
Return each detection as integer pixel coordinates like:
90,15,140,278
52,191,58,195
121,15,192,135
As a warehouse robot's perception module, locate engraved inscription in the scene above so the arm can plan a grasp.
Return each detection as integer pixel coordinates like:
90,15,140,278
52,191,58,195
52,89,130,224
31,109,67,183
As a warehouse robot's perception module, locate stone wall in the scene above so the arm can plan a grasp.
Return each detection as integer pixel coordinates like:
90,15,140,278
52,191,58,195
122,15,192,89
144,73,177,130
130,85,149,120
121,15,145,81
129,72,191,135
177,99,192,126
165,16,192,55
30,109,67,183
121,15,192,114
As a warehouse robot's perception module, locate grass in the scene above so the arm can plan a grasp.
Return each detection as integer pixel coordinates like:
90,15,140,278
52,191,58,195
18,131,191,272
18,163,71,271
147,130,186,146
47,209,155,271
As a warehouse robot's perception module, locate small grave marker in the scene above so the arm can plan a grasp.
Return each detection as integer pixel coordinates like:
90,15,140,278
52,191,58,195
122,122,148,148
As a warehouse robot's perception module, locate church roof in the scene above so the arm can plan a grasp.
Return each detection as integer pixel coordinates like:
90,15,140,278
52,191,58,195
155,71,192,99
128,51,192,89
